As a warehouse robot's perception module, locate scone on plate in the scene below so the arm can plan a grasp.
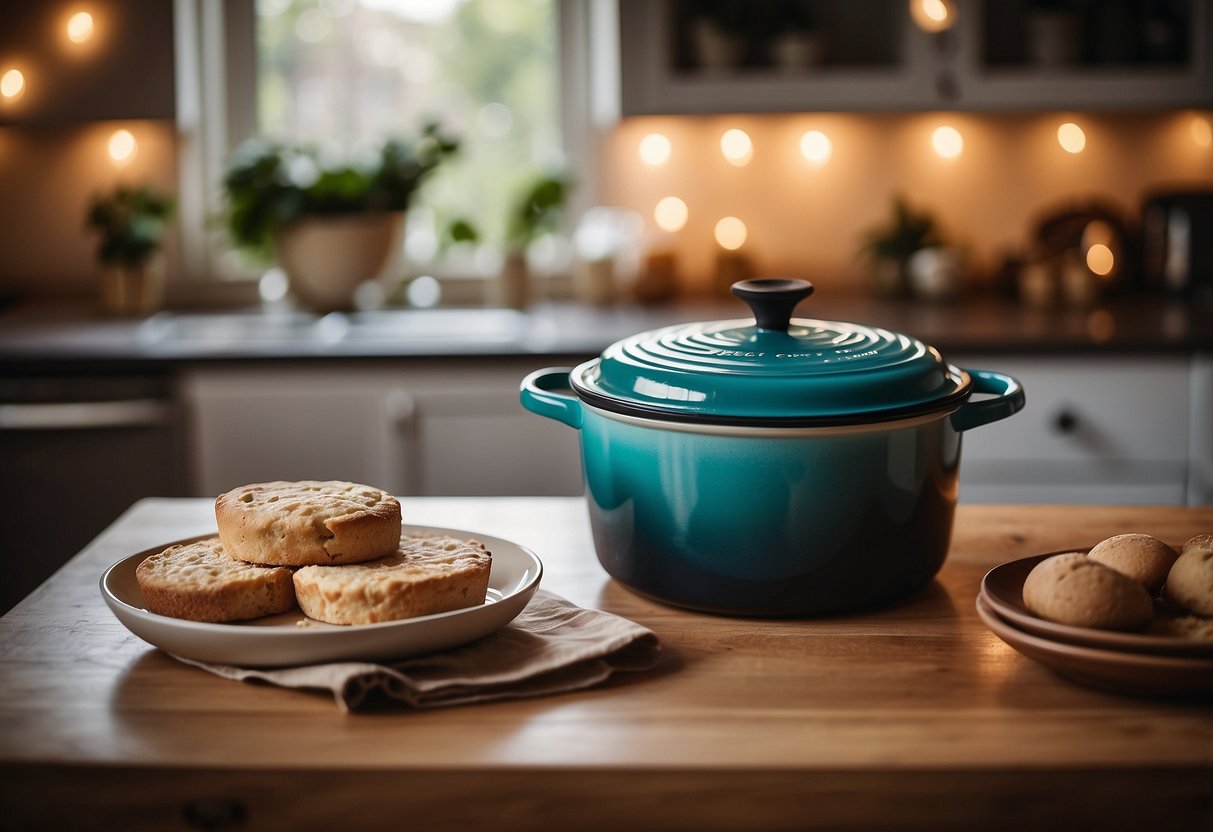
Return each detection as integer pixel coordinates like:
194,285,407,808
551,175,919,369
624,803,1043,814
293,533,492,625
136,537,296,623
1164,542,1213,617
216,480,401,567
1087,533,1177,596
1022,552,1154,632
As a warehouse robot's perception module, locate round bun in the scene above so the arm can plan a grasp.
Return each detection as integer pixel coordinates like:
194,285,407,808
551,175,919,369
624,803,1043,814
1163,544,1213,617
293,533,492,625
1022,552,1154,632
216,480,401,567
1086,533,1177,596
1181,533,1213,557
136,537,296,623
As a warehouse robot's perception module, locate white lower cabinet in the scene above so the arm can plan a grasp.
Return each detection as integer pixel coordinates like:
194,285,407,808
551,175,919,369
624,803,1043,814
183,354,1211,505
181,361,584,498
954,354,1206,506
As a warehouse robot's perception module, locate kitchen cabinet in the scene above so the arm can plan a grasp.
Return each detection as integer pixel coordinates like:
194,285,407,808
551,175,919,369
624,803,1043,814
181,360,585,499
955,353,1207,505
616,0,1212,114
0,371,189,614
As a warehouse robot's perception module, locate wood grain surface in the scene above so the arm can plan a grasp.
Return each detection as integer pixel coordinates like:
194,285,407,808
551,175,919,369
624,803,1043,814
1,498,1210,831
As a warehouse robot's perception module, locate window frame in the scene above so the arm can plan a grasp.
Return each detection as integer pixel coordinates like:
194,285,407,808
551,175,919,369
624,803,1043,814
172,0,616,291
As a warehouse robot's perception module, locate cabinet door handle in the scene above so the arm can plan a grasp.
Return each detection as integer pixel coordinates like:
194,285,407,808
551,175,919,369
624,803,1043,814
1052,409,1079,434
0,399,173,430
183,798,247,830
384,389,417,431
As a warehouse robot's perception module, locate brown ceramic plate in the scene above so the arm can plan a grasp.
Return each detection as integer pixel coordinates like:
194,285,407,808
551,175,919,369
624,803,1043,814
976,595,1213,699
980,551,1213,658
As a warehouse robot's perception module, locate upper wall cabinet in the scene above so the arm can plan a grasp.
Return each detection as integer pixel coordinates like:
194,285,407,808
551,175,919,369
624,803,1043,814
0,1,176,126
617,0,1213,115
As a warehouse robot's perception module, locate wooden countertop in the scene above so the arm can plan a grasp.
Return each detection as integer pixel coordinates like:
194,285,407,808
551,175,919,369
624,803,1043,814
1,498,1210,831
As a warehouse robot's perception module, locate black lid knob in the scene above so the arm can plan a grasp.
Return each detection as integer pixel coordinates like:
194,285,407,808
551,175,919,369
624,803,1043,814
731,279,815,332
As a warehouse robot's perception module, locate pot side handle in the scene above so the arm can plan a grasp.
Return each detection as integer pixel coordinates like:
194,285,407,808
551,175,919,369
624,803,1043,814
520,368,583,429
950,370,1025,433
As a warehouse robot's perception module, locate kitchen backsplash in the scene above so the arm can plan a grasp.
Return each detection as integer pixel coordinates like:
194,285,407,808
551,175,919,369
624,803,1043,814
1,110,1211,302
599,110,1213,295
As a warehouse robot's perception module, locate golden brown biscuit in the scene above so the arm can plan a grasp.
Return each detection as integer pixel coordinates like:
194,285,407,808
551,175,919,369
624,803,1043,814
1022,552,1154,632
1086,533,1177,596
135,537,296,623
1163,545,1213,617
293,533,492,625
216,480,401,567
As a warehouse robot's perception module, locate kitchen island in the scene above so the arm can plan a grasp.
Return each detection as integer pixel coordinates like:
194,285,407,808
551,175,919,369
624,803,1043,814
0,497,1209,831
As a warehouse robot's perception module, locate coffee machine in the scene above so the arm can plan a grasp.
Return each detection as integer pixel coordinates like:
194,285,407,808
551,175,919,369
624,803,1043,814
1141,189,1213,301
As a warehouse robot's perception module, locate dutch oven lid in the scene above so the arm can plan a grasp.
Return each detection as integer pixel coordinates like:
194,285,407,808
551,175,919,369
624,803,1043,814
571,278,972,427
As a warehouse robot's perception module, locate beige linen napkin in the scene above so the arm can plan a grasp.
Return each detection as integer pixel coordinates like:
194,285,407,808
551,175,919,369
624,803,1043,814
174,590,660,712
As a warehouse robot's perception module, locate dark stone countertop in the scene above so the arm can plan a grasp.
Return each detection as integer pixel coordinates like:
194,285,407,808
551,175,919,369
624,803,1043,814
0,293,1209,374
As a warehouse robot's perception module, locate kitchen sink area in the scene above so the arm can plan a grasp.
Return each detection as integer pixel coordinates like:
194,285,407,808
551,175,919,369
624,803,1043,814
135,306,553,353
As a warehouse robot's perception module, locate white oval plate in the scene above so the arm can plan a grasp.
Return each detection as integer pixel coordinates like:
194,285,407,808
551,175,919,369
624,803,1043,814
101,525,543,667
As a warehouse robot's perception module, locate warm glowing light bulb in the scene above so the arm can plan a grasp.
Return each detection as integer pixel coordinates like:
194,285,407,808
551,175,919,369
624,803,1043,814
0,69,25,99
800,130,832,164
654,196,688,233
911,0,955,33
931,125,963,159
107,129,137,164
720,129,753,166
714,216,747,250
638,132,671,166
67,11,95,44
1191,115,1212,149
1057,122,1086,153
1086,243,1114,276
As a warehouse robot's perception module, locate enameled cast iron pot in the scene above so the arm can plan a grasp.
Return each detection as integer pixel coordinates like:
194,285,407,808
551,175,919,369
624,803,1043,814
521,279,1025,616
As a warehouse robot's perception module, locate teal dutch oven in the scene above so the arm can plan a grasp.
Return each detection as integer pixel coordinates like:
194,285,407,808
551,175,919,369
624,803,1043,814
521,279,1024,616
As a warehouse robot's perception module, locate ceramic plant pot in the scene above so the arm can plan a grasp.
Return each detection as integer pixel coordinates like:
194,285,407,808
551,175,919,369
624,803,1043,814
99,254,165,317
275,211,404,312
521,279,1025,616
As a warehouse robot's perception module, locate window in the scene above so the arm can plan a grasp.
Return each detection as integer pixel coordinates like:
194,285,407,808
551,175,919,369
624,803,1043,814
255,0,562,259
177,0,607,294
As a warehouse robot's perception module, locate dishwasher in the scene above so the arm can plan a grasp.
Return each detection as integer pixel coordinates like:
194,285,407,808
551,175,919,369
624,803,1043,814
0,371,189,614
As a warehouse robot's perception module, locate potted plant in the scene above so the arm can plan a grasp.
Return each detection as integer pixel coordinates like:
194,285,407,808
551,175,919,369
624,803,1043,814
509,172,573,307
85,184,175,316
222,124,458,311
858,196,945,297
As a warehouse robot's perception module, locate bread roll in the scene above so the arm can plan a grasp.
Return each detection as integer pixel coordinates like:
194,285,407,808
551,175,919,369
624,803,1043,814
216,480,401,567
293,533,492,625
136,537,296,623
1086,533,1177,596
1164,544,1213,617
1022,552,1154,632
1181,533,1213,557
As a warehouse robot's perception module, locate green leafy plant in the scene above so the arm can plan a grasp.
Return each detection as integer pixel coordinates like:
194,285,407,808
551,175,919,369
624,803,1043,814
85,185,175,269
859,195,942,264
222,123,459,260
505,172,570,251
443,217,481,249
